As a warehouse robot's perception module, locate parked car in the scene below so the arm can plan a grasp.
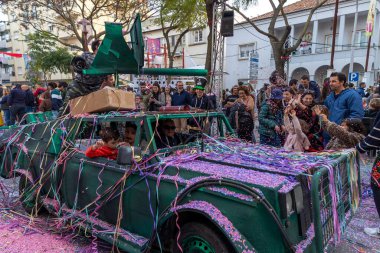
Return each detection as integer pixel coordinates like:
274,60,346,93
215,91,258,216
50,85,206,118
0,111,360,253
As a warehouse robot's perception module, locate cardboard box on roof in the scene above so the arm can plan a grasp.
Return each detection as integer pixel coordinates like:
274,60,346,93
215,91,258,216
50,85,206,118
69,88,135,115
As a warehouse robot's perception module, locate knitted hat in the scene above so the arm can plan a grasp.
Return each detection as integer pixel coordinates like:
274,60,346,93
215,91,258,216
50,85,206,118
271,88,283,100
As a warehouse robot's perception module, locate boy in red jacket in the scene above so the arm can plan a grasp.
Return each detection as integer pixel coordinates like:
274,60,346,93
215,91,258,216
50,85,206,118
85,128,120,160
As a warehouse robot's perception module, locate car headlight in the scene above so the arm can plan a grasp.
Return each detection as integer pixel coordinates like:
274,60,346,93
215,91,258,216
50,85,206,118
292,185,304,213
279,192,294,219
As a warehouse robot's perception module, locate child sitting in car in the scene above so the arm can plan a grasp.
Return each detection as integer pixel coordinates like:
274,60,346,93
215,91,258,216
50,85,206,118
85,127,120,160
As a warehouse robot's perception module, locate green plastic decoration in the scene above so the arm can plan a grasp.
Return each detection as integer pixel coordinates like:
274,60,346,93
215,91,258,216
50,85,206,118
83,15,207,77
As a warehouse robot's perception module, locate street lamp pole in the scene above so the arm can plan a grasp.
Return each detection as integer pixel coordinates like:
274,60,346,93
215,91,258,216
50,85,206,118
329,0,339,70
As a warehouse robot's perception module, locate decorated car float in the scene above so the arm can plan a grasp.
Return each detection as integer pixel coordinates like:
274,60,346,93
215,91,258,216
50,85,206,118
0,15,361,253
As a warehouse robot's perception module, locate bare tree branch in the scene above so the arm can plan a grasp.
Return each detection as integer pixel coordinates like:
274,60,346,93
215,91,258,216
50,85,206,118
286,0,328,53
2,0,158,51
225,2,277,41
268,0,286,36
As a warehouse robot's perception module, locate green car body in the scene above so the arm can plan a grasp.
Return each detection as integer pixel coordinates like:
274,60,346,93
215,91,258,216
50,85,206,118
0,111,360,253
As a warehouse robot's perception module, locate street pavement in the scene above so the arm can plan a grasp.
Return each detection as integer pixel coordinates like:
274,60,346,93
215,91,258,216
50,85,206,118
332,156,380,253
0,155,378,252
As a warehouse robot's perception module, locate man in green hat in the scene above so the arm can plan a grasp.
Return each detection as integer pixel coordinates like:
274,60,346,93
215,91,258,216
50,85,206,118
188,78,212,133
191,77,211,110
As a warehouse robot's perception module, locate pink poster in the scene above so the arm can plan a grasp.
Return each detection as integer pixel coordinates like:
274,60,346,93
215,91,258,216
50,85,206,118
147,38,161,55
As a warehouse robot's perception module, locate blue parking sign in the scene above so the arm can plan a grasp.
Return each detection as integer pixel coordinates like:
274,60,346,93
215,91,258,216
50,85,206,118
349,72,359,82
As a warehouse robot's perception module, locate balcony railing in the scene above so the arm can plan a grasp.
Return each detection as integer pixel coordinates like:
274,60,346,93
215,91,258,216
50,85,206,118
271,44,370,58
292,47,312,56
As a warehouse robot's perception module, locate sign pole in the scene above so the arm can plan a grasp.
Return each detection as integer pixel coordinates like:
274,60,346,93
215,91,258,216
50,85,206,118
365,35,372,72
330,0,339,69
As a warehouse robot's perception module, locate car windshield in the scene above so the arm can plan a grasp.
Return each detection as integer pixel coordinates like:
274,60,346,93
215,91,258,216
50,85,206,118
72,119,144,152
146,112,233,154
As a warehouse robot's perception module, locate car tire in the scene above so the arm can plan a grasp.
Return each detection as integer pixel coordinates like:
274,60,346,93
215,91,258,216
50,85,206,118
172,222,232,253
18,174,43,215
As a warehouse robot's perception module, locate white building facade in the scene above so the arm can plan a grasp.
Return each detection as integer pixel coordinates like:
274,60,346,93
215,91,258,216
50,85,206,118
224,0,380,90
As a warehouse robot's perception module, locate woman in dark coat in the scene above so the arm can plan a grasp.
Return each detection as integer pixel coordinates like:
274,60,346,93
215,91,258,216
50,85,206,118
233,86,255,142
147,82,165,111
258,88,284,147
293,91,324,151
38,91,52,112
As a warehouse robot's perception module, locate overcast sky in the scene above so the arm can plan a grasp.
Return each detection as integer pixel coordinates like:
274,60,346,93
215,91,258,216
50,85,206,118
242,0,299,18
0,0,300,23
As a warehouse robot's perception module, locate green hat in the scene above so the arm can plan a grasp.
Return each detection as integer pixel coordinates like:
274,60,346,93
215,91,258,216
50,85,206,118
194,77,207,90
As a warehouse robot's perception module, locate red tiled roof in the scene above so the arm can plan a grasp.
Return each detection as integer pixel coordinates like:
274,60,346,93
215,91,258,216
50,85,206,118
252,0,337,21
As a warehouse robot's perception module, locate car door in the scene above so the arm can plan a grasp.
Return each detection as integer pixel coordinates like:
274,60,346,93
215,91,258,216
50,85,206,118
60,119,157,239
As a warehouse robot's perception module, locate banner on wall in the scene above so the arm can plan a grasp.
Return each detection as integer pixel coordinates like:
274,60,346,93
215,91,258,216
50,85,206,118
0,52,22,58
147,38,161,56
366,0,377,36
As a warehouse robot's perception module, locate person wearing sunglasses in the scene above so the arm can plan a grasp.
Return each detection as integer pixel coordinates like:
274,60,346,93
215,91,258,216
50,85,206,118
155,119,186,149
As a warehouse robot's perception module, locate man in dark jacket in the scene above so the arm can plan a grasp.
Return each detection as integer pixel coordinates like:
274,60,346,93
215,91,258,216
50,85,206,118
191,81,211,110
59,40,106,115
356,82,366,97
189,79,215,134
8,84,26,125
172,81,191,132
171,81,191,106
298,75,321,102
223,85,239,116
22,85,35,113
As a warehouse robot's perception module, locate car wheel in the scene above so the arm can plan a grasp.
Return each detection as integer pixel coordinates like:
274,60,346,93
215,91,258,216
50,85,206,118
18,174,43,215
172,222,232,253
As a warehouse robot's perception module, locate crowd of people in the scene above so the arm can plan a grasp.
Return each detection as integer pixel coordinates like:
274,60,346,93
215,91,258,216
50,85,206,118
221,72,380,153
0,82,67,126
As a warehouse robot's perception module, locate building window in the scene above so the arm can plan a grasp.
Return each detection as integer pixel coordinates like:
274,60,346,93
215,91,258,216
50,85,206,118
31,5,38,19
17,66,23,76
324,34,339,53
193,30,203,44
239,43,256,59
356,30,368,48
48,25,54,32
69,45,76,51
170,35,176,47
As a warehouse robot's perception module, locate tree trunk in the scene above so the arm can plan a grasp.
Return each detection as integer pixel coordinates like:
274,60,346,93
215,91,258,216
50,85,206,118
271,42,286,78
169,56,174,69
167,55,174,84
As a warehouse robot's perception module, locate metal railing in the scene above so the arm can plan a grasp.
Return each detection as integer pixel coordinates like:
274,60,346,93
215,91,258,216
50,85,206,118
311,152,360,252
